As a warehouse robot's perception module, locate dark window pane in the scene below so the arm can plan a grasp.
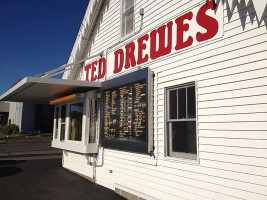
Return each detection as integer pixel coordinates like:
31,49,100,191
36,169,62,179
69,102,83,141
169,90,177,119
60,124,65,141
125,8,134,35
187,86,196,118
121,14,126,37
61,105,66,123
178,88,186,119
171,121,196,154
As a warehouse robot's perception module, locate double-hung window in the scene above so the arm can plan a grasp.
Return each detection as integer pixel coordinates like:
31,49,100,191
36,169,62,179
121,0,134,38
166,83,197,159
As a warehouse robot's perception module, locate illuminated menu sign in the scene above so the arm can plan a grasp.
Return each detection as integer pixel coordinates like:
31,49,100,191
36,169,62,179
103,79,146,142
101,68,152,153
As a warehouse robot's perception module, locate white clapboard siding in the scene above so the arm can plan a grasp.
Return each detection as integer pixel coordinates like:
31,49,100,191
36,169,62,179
198,113,267,122
198,76,267,94
199,145,267,160
198,85,267,101
198,94,267,108
62,0,267,199
199,130,267,140
199,137,267,148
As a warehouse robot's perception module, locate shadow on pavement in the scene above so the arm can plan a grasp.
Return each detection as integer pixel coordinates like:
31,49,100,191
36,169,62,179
0,160,25,165
0,167,23,177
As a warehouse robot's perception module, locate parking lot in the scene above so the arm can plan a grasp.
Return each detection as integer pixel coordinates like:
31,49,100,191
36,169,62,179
0,142,125,200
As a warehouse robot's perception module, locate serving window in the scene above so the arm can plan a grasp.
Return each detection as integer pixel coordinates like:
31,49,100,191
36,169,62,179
69,102,83,141
52,68,153,154
52,90,100,153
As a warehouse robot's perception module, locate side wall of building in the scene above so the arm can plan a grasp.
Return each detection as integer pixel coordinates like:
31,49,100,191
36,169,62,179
63,0,267,199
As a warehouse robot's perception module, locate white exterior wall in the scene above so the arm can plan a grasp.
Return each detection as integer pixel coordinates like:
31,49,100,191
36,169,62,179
63,0,267,199
8,102,23,128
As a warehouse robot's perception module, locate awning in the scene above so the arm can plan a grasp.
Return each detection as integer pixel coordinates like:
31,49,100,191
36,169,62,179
0,77,101,104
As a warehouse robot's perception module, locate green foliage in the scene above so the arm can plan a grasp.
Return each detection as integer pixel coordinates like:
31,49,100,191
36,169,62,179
0,124,19,135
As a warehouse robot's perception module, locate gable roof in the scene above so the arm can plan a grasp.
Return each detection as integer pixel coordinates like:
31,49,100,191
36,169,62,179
64,0,267,80
63,0,103,80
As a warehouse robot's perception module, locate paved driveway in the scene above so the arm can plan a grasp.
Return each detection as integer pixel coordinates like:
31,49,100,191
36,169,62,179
0,158,125,200
0,141,61,157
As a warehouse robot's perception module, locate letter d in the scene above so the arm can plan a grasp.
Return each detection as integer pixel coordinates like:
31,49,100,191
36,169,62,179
113,49,124,74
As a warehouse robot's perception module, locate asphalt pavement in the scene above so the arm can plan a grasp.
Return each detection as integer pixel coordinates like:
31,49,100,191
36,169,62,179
0,142,125,200
0,158,125,200
0,141,61,157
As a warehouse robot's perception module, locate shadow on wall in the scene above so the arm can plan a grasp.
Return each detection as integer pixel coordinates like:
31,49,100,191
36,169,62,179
209,0,267,29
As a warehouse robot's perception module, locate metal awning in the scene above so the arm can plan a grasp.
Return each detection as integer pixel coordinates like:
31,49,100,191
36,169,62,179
0,77,101,104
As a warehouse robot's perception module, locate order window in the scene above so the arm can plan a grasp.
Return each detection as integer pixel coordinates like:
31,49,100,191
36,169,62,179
166,83,197,160
121,0,134,38
69,102,83,141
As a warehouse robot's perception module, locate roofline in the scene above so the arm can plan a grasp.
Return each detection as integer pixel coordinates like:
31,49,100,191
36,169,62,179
66,0,104,65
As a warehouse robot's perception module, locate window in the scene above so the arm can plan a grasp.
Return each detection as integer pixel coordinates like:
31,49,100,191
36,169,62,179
89,99,98,143
69,102,83,141
121,0,134,38
60,105,66,141
55,107,59,139
166,83,197,159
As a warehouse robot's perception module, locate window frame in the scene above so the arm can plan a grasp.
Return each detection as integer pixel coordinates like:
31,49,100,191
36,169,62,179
60,104,67,141
165,81,199,160
52,91,101,146
53,106,60,140
68,100,84,142
120,0,135,39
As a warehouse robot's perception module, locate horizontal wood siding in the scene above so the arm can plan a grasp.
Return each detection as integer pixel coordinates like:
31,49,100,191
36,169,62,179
63,0,267,199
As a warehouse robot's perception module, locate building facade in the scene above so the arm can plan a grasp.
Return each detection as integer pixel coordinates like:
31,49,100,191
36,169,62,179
0,102,9,128
57,0,267,199
1,0,267,199
8,102,54,133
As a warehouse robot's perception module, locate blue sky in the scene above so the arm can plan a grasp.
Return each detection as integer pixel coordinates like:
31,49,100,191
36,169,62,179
0,0,89,95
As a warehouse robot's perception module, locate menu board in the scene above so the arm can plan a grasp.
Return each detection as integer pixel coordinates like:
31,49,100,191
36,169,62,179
103,79,147,142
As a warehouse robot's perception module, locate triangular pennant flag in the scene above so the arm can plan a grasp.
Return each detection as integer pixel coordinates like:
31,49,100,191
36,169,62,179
227,0,234,10
227,0,237,11
252,0,267,21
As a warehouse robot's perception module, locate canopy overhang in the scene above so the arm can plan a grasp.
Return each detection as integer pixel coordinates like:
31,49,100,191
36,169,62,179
0,77,101,104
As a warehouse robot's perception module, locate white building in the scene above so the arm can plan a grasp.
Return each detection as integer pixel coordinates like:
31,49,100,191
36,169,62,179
1,0,267,199
0,102,9,127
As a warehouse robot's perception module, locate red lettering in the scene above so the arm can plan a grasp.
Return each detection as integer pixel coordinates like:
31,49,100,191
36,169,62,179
98,58,106,80
175,12,193,50
85,64,91,81
196,0,218,42
137,34,149,65
91,61,98,81
150,21,173,60
113,49,124,74
125,42,136,69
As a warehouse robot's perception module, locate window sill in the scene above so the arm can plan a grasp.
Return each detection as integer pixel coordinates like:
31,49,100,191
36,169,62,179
120,31,135,42
51,140,98,154
163,155,199,165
